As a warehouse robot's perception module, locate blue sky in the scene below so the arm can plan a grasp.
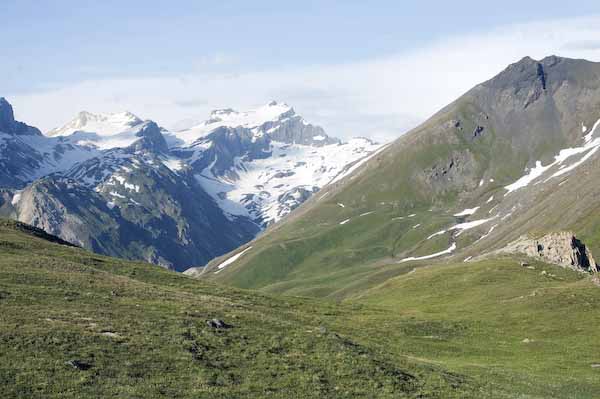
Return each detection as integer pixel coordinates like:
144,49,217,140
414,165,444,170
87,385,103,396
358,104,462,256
4,1,600,139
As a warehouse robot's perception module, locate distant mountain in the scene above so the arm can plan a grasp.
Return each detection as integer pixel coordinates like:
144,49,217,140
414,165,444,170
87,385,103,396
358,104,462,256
197,56,600,295
0,97,100,188
47,110,183,149
171,102,380,226
173,101,339,147
0,99,381,270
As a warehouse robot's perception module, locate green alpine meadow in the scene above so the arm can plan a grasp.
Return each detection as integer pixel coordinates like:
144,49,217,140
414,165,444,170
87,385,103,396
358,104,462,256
4,4,600,398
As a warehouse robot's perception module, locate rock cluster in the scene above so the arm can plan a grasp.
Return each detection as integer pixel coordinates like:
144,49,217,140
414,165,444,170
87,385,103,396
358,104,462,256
499,231,597,273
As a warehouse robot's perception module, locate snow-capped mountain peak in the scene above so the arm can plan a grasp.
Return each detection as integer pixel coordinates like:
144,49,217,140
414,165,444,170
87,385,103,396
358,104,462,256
205,101,293,127
174,101,307,145
47,111,143,137
45,111,183,151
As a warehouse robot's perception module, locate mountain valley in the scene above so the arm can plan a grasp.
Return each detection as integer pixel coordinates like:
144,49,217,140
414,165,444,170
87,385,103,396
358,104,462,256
4,55,600,398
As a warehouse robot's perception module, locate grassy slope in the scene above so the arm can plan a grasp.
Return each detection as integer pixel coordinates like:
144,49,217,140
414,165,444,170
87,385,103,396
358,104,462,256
2,220,600,397
346,256,600,399
0,219,480,399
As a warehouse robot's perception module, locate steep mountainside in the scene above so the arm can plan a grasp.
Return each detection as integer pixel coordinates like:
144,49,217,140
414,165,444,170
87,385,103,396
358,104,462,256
200,56,600,295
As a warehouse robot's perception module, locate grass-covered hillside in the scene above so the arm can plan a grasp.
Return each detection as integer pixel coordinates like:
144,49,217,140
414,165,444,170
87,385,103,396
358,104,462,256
0,219,481,398
2,219,600,397
348,257,600,398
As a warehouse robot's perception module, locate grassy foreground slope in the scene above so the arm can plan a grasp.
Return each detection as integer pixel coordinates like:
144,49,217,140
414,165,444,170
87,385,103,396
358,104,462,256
344,257,600,398
0,219,481,398
2,219,600,397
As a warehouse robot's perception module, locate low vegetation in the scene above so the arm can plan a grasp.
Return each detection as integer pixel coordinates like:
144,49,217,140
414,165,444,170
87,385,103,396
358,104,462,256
2,219,600,397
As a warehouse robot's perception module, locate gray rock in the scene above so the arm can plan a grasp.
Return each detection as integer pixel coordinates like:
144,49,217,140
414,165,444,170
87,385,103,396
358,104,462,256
498,231,597,273
0,97,42,136
65,359,92,370
206,318,232,329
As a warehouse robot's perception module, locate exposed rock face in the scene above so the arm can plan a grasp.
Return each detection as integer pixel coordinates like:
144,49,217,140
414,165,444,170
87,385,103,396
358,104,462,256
0,97,42,136
499,231,598,273
127,121,168,154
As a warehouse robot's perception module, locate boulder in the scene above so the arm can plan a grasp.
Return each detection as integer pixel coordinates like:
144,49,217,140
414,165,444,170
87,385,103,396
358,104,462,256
499,231,597,273
206,318,232,329
65,359,92,370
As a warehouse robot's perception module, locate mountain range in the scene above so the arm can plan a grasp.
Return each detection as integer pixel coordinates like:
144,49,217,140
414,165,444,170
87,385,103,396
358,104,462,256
193,56,600,296
5,55,600,398
0,99,380,271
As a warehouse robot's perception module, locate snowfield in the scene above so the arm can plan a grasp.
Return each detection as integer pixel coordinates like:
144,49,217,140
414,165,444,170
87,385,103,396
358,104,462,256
194,138,381,225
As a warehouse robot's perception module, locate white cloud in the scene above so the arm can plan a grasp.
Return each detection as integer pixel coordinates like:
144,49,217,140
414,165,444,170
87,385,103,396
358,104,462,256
9,15,600,142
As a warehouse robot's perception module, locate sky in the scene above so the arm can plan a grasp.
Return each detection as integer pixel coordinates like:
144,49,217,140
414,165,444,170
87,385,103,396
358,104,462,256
4,0,600,141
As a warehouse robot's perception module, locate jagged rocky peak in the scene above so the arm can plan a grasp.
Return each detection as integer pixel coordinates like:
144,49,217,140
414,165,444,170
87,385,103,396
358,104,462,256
206,108,237,124
498,231,598,273
482,56,550,97
0,97,42,136
0,97,15,131
128,121,169,154
481,55,594,96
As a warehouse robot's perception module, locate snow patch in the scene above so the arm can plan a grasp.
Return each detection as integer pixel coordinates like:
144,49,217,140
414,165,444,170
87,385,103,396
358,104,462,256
398,242,457,263
215,246,253,271
11,192,22,206
163,157,184,172
109,191,126,199
451,217,496,235
453,207,480,217
475,224,498,243
427,230,446,240
504,161,551,194
505,118,600,194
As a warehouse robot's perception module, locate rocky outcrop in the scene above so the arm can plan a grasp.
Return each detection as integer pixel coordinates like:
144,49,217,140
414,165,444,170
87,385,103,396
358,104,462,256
127,121,168,154
0,97,42,136
266,112,339,146
498,231,598,273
